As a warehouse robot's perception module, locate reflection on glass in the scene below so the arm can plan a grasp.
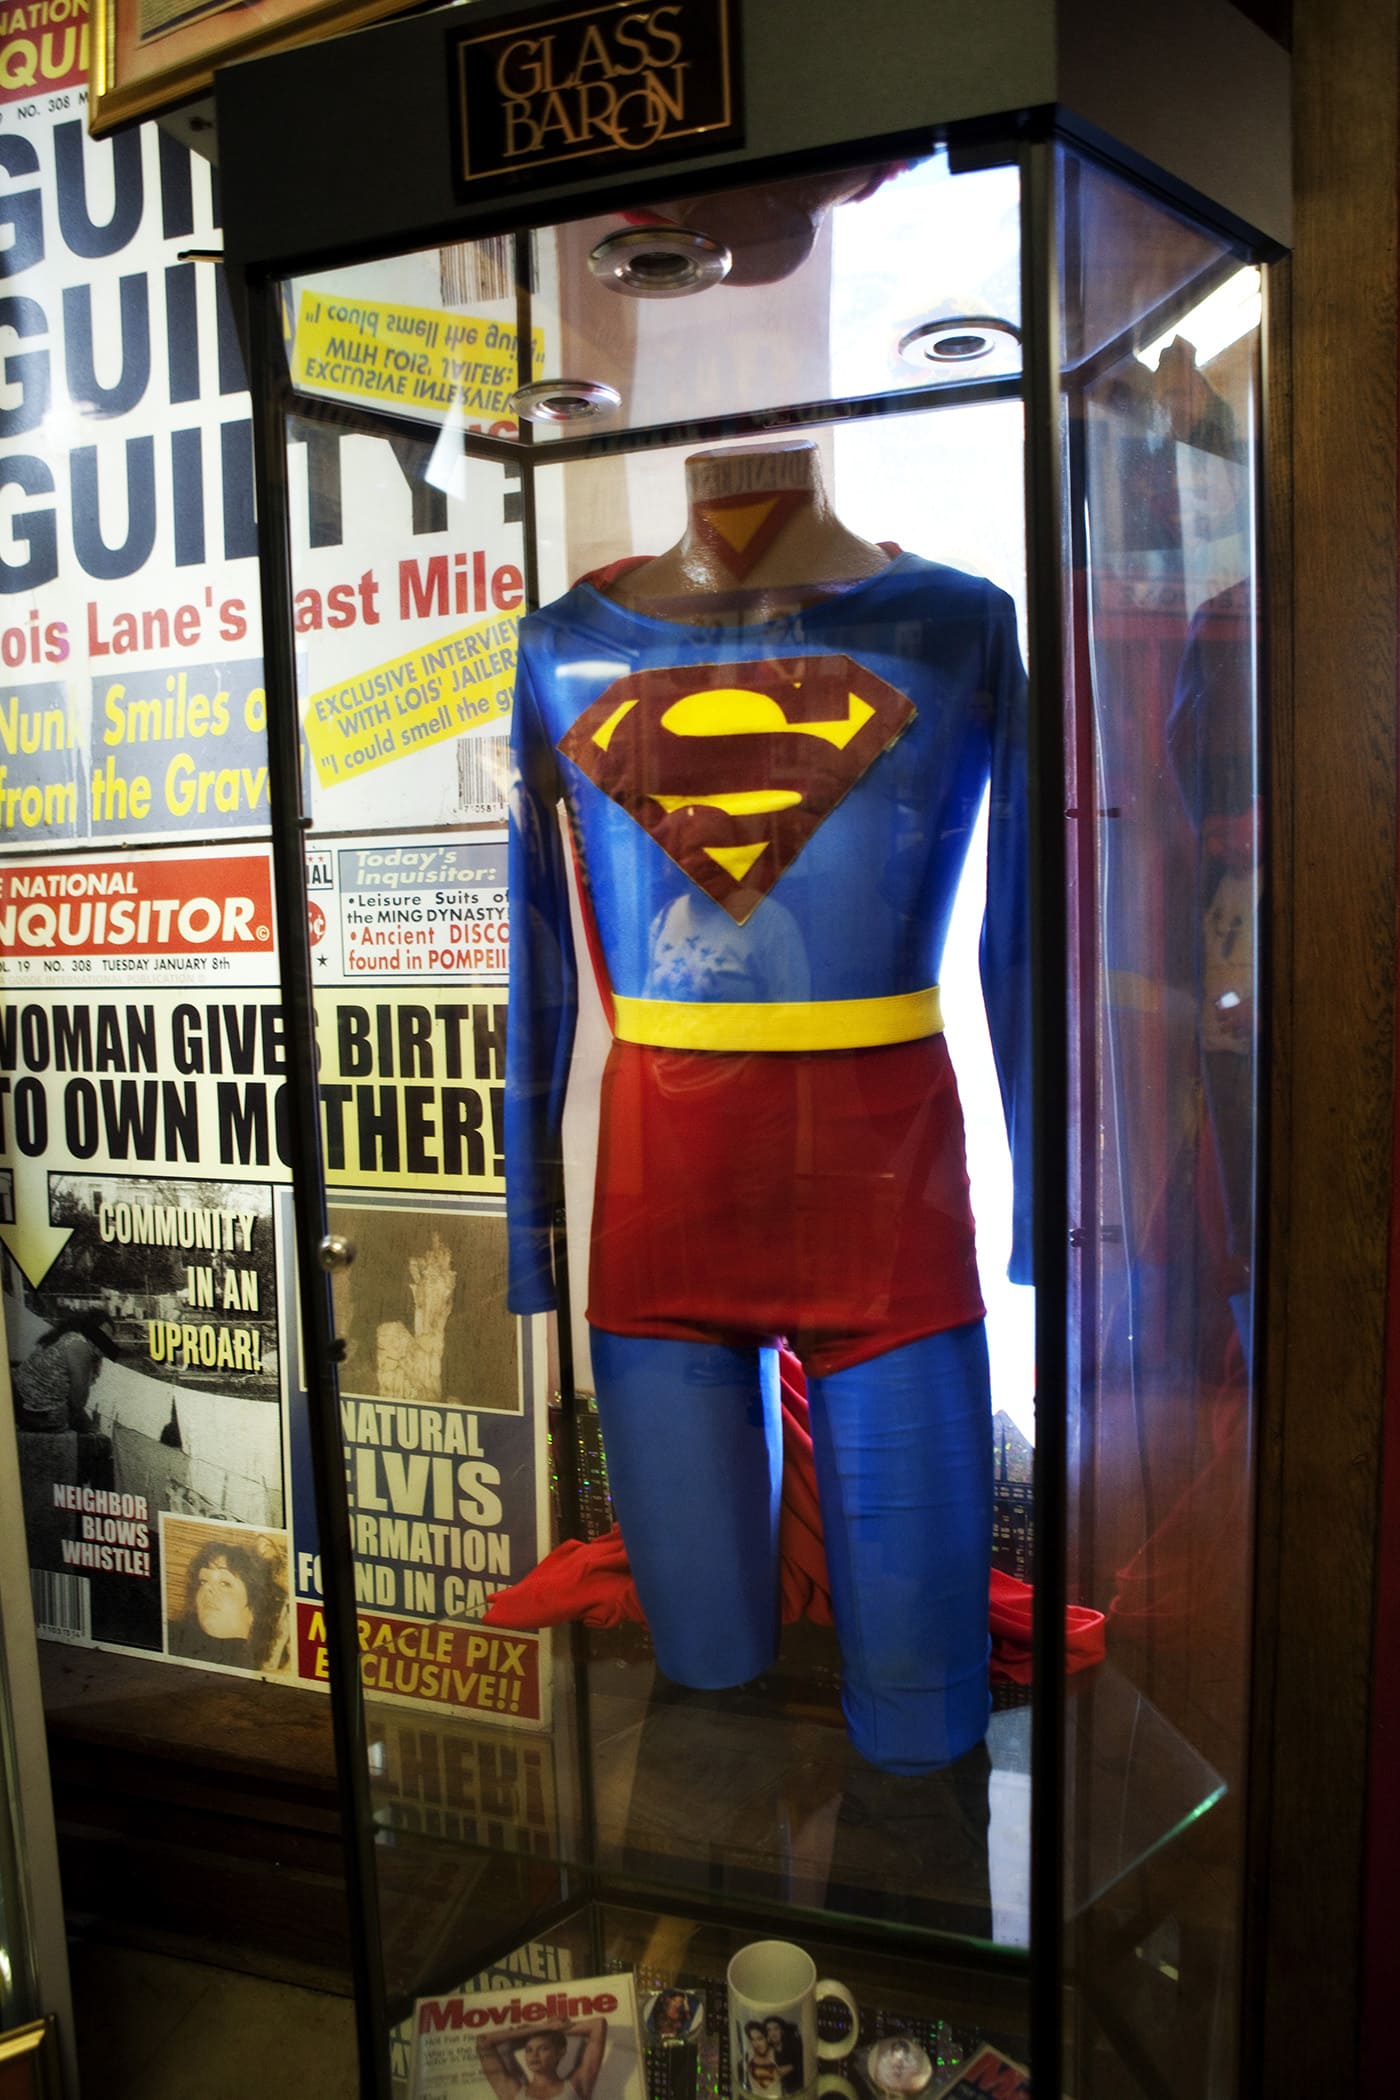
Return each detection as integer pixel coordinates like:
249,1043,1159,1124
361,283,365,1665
283,153,1023,444
1061,148,1261,2100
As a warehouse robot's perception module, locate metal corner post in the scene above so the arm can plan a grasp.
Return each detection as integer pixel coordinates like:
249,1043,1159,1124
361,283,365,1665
1020,132,1070,2100
245,270,393,2100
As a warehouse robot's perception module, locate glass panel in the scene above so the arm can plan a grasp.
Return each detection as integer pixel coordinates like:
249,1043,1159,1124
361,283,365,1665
268,149,1045,2077
276,423,581,2003
1059,147,1263,2099
282,156,1023,444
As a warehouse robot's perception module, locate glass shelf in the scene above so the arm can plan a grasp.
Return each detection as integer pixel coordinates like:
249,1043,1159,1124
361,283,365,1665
384,1895,1033,2100
589,1640,1222,1949
368,1623,1223,2022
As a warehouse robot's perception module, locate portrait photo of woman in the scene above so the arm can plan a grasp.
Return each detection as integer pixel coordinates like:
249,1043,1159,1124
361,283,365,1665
644,1989,703,2043
477,2017,610,2100
163,1519,292,1676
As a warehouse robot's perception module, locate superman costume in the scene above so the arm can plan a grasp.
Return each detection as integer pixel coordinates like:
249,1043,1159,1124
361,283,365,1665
506,551,1031,1771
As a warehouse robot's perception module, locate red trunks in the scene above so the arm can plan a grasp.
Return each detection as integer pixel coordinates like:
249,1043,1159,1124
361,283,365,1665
586,1033,985,1377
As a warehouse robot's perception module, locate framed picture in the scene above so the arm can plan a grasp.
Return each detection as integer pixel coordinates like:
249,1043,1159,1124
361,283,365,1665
89,0,415,137
0,2018,62,2100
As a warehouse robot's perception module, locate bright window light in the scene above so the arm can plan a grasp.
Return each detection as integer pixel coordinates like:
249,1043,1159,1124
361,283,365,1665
1136,265,1262,371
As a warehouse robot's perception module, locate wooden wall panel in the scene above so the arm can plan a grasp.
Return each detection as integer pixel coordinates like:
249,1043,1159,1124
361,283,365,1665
1251,0,1399,2086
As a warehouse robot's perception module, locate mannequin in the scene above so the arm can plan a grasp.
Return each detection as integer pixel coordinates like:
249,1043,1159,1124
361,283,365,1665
505,441,1029,1771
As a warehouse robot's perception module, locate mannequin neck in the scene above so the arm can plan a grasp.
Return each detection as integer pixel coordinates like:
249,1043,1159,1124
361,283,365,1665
683,441,823,508
605,441,889,624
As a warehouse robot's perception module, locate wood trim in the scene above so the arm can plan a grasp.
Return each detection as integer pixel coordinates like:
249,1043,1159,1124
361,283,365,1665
1244,241,1292,2086
1252,0,1399,2085
1362,6,1400,2064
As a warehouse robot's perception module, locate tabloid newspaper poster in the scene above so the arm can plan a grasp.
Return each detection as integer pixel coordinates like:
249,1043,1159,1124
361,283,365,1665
0,839,288,1654
286,254,530,836
0,59,526,853
290,823,547,1730
0,53,548,1705
0,65,268,848
286,1192,551,1727
0,831,546,1706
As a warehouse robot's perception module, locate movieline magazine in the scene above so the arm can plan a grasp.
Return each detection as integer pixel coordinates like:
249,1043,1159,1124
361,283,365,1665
409,1972,645,2100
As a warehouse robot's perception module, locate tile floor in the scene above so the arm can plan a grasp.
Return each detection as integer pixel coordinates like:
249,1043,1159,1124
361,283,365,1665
68,1940,359,2099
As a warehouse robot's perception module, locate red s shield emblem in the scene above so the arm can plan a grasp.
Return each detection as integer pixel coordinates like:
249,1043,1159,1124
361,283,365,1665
558,655,915,924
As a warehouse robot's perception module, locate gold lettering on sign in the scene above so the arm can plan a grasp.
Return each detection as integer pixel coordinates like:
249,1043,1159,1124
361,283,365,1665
487,5,697,161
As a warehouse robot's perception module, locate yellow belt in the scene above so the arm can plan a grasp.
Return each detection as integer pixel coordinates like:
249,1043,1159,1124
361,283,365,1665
611,985,943,1054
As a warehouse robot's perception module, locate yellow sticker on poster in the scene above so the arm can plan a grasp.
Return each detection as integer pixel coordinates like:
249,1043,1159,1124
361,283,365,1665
303,618,518,786
290,292,542,419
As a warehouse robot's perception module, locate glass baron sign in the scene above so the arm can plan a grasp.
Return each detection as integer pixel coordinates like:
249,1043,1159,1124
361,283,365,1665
451,0,740,187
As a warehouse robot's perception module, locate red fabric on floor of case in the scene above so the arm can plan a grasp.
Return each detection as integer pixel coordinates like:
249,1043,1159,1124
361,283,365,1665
485,1350,1105,1681
986,1569,1106,1685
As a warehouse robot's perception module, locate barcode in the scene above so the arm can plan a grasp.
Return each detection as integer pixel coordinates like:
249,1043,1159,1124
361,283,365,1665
31,1568,91,1642
459,732,510,821
440,235,530,305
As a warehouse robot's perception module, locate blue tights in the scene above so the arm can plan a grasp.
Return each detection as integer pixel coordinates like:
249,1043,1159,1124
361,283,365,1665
589,1322,993,1773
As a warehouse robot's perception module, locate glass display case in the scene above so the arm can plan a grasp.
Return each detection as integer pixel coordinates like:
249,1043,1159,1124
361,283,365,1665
215,4,1287,2095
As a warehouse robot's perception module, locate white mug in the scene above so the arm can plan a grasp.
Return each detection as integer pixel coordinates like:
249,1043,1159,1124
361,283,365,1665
728,1940,859,2100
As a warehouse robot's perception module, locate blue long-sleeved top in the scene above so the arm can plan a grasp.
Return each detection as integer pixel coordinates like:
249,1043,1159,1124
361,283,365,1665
505,552,1031,1312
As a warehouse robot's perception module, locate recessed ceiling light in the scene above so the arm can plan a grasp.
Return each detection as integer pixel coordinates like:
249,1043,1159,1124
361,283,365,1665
588,225,732,297
897,316,1021,368
509,378,623,423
